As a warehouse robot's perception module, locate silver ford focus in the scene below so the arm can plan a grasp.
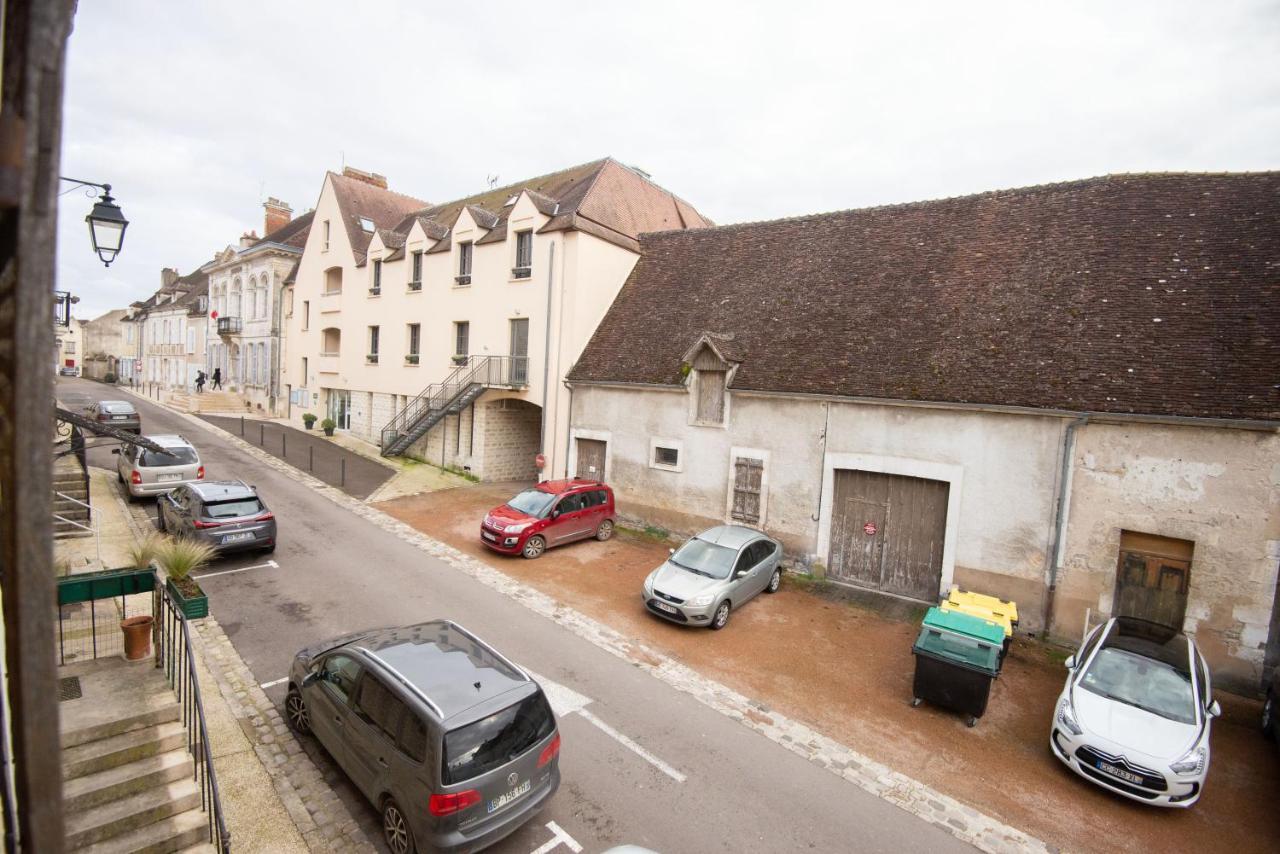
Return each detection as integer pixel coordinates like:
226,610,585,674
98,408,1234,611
642,525,783,629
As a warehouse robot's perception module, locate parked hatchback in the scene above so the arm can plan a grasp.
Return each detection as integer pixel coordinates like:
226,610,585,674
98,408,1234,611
642,525,783,629
115,434,202,498
481,479,615,559
86,399,141,433
1050,616,1219,807
286,621,561,854
157,480,276,554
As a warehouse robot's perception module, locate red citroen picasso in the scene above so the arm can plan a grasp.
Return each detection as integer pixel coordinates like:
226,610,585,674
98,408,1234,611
481,479,616,559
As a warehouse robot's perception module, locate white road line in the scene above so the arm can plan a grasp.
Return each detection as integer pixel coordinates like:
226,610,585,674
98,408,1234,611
193,559,278,580
578,708,687,783
530,821,582,854
260,677,288,689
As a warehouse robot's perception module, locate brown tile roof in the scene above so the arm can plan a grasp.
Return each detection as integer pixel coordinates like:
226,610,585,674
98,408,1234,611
569,173,1280,422
389,157,711,254
250,210,314,252
328,172,428,265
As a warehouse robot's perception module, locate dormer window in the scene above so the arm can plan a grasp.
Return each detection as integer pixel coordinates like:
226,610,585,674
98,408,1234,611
696,369,726,423
359,216,375,232
684,338,733,427
456,241,473,286
512,231,532,279
322,219,330,251
503,194,518,207
410,250,423,288
370,259,382,295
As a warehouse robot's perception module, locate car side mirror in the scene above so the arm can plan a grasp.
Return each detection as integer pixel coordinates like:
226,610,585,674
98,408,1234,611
1207,700,1221,719
1064,655,1076,670
668,548,676,556
301,670,320,689
551,509,560,519
734,568,749,579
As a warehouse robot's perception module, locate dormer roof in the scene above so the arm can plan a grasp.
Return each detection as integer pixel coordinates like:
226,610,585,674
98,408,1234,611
327,171,428,265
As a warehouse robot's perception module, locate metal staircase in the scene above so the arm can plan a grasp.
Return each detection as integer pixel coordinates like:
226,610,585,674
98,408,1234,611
380,355,527,457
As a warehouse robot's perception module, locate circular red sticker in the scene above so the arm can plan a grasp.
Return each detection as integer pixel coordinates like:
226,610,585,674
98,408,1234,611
863,522,877,536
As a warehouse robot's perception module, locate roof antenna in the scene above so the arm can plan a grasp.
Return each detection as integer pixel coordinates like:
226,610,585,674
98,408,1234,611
486,174,499,190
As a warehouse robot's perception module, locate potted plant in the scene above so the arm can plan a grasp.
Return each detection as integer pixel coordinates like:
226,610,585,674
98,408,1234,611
158,536,216,619
451,354,468,366
302,412,317,430
320,417,336,437
104,371,117,384
127,533,162,570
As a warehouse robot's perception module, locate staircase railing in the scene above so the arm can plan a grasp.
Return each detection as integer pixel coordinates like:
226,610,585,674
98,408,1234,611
379,354,528,453
53,489,100,562
158,582,231,853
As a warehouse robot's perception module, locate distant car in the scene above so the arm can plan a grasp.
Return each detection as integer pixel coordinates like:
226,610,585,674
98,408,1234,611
1263,667,1280,755
286,620,561,854
1050,616,1219,807
87,399,141,433
642,525,782,630
115,434,201,497
59,366,78,376
157,480,276,554
481,479,615,559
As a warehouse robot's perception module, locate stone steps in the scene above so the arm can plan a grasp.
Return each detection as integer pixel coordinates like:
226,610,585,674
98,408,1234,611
64,750,194,813
66,778,204,851
63,721,189,781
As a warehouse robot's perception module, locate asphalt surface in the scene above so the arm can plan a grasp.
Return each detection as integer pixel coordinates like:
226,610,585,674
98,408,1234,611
57,378,974,854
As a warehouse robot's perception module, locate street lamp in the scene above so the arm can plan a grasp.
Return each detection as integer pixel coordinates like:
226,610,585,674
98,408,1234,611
59,177,129,266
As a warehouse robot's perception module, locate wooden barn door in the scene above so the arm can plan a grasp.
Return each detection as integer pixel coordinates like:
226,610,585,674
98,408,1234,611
575,438,607,480
1114,531,1193,629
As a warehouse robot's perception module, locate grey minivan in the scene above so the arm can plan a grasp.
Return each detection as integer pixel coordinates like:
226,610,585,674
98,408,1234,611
642,525,783,629
115,434,202,498
286,621,560,854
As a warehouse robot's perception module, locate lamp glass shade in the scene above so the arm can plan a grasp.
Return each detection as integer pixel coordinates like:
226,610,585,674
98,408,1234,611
86,195,128,265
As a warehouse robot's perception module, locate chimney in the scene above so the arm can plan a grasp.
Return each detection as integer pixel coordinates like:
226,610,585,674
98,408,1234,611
161,267,179,288
341,166,388,190
264,197,293,236
239,230,259,249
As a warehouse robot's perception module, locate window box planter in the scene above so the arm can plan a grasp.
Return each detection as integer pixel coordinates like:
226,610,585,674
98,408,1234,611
408,281,422,292
454,275,471,286
166,576,208,620
368,287,381,296
405,354,420,365
511,267,531,280
366,354,379,365
451,355,469,366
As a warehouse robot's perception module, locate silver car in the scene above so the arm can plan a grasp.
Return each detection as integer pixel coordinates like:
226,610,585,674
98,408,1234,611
115,434,203,498
157,481,277,554
642,525,783,629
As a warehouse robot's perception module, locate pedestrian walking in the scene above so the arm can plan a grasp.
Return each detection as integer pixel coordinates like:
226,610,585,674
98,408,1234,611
211,367,222,390
195,370,206,393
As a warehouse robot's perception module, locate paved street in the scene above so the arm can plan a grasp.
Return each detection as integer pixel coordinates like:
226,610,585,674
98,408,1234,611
58,377,975,853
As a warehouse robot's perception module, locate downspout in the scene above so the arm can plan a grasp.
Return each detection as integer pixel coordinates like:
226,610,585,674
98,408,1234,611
539,240,556,458
563,381,574,478
1043,415,1088,637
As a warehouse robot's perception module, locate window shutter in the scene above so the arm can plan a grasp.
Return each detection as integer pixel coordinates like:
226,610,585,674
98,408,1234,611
732,457,762,524
697,370,726,423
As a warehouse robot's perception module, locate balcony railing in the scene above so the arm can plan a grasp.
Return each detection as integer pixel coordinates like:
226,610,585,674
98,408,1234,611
216,317,242,335
380,354,529,454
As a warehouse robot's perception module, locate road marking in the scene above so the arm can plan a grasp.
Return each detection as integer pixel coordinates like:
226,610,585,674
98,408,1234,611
260,677,288,689
530,821,582,854
528,669,686,783
193,559,278,580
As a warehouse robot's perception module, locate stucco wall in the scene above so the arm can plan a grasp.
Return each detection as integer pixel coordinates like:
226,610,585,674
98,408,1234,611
1058,422,1280,691
479,398,540,482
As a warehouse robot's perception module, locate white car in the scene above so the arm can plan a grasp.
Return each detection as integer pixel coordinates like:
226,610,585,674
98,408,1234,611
1050,616,1219,807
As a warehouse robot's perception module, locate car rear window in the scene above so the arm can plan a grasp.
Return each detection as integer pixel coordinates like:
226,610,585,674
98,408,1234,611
103,403,135,414
139,447,198,466
204,497,264,518
442,690,555,784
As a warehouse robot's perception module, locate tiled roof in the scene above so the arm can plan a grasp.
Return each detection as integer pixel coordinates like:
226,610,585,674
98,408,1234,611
250,209,315,252
388,157,711,254
569,173,1280,422
328,172,428,265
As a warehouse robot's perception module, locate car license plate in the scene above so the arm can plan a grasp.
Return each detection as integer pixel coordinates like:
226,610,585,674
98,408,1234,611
112,415,128,420
158,473,182,482
487,779,530,813
481,530,497,542
221,532,254,545
653,601,678,614
1097,760,1142,784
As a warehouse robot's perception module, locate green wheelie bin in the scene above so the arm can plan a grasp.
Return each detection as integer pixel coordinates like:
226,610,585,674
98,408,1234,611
910,607,1004,727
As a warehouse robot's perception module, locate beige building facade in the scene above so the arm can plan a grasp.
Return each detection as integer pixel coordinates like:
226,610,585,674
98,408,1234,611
80,308,130,381
134,266,210,390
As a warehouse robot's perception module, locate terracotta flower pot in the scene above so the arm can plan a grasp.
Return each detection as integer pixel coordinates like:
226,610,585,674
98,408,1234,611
121,615,154,660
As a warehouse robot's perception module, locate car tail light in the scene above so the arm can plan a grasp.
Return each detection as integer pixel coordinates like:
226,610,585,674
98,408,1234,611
537,732,561,767
193,519,223,529
129,470,142,485
428,789,480,816
196,465,205,479
96,413,109,421
255,511,275,522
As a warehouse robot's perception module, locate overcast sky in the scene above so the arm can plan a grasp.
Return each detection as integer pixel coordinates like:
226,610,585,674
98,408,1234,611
58,0,1279,319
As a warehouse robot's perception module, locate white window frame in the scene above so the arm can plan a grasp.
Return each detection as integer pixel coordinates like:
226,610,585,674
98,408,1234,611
648,437,684,473
724,447,769,528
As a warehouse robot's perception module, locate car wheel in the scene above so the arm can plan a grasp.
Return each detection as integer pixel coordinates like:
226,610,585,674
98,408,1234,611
522,535,546,559
156,510,166,532
382,797,415,854
1264,691,1276,739
596,519,615,541
766,569,782,593
710,601,731,630
285,689,310,735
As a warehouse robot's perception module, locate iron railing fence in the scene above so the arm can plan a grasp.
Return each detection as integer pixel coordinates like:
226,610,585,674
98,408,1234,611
158,582,231,852
56,568,155,664
379,354,529,452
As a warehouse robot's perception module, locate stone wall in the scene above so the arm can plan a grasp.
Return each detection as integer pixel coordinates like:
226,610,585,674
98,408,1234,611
478,398,540,482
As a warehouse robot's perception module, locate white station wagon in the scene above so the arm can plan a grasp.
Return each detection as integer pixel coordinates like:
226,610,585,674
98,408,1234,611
1050,616,1219,807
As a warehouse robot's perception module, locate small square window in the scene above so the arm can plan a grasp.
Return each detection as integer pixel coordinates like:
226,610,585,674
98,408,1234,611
654,446,678,467
359,216,376,232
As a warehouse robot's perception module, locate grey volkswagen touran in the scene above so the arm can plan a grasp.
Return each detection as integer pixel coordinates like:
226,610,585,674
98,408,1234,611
286,621,561,853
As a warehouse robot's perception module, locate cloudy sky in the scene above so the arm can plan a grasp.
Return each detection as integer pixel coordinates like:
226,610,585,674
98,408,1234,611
58,0,1279,319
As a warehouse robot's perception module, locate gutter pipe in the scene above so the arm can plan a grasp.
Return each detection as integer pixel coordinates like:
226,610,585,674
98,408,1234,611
1043,415,1088,637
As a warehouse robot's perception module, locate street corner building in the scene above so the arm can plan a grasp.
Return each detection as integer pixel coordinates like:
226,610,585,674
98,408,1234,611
279,159,709,481
565,171,1280,693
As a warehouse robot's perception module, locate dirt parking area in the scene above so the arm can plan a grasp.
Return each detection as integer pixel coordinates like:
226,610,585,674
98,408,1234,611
378,483,1280,854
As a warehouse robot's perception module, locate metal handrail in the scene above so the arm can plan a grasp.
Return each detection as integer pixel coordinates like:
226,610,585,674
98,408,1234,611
157,583,231,852
378,354,529,451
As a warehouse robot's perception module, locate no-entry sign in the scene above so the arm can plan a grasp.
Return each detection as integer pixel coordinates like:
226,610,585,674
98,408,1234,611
863,522,878,536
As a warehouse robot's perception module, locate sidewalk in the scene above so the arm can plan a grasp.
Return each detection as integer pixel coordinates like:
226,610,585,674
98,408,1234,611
55,466,136,574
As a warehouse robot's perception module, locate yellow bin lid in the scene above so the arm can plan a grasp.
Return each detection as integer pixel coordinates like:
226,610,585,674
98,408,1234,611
947,586,1019,626
940,600,1014,638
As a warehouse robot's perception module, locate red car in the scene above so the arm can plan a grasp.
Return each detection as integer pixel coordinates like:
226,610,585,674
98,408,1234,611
481,479,615,558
